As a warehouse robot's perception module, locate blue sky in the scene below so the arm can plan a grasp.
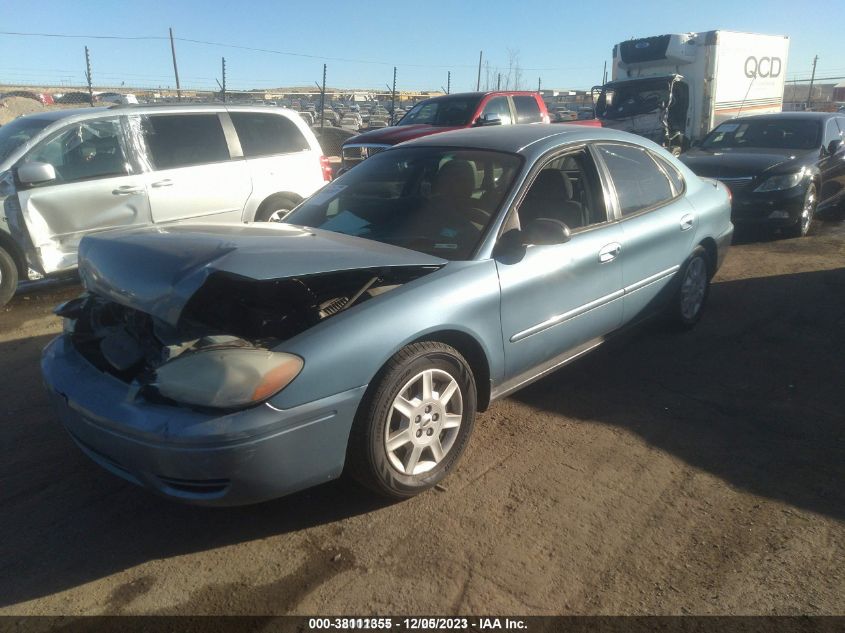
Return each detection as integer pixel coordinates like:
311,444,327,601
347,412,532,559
0,0,842,92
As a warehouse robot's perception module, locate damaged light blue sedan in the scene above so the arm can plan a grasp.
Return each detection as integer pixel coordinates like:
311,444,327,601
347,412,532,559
42,126,733,505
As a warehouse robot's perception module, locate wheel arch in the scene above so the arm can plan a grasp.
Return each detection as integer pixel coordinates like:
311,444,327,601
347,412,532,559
0,229,28,278
697,237,718,279
252,192,304,221
408,329,492,412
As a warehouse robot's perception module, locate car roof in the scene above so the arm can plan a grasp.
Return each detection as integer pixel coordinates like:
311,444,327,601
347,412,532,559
20,107,110,122
730,111,839,123
399,124,647,160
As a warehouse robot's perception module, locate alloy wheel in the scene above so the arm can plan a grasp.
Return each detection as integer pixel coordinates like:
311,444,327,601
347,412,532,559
384,368,463,475
680,257,707,321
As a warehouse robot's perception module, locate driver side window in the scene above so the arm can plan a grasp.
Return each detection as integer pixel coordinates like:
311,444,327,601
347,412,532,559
25,119,128,185
480,97,512,125
517,149,607,232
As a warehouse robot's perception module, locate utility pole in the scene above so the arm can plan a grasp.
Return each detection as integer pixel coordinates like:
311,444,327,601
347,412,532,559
497,73,501,91
806,55,818,110
538,77,541,92
319,63,326,132
447,71,451,94
476,51,483,91
390,66,397,125
84,46,94,107
602,60,608,85
169,27,182,100
221,57,226,102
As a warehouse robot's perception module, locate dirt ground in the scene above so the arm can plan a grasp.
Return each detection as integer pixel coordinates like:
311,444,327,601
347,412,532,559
0,219,842,616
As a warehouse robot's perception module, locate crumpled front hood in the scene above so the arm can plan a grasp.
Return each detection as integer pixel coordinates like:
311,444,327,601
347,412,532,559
599,112,664,142
78,223,446,326
345,124,463,147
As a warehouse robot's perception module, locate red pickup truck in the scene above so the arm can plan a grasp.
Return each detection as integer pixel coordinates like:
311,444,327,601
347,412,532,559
341,91,600,170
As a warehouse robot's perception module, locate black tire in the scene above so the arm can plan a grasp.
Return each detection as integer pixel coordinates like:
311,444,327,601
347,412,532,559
784,182,816,238
0,246,18,307
346,341,477,499
254,195,299,222
669,246,711,329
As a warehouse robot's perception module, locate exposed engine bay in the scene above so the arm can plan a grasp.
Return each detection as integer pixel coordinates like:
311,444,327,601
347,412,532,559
59,266,439,387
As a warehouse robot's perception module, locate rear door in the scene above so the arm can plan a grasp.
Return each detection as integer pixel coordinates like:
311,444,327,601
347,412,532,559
138,112,251,224
593,142,695,323
13,116,150,274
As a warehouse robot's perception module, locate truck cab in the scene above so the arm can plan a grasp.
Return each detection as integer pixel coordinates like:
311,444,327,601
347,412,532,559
595,31,789,155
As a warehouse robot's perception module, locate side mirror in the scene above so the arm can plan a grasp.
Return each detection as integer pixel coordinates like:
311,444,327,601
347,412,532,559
523,218,571,246
475,113,502,127
827,139,841,156
17,161,57,185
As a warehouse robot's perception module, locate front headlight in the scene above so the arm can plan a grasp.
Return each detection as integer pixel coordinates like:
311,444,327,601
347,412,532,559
153,348,303,409
754,169,805,192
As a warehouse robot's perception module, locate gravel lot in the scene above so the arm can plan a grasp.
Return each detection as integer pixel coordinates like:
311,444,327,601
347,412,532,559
0,219,842,615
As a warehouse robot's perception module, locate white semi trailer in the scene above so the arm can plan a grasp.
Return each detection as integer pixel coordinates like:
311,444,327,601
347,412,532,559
595,30,790,154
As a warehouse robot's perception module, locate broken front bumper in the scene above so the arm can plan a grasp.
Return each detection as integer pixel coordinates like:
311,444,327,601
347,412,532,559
42,335,365,506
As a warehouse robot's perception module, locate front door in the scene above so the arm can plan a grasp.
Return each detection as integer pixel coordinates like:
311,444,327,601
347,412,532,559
14,116,150,274
496,147,624,385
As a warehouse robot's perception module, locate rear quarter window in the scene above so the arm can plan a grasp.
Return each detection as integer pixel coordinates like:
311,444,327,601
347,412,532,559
230,112,311,157
512,96,542,124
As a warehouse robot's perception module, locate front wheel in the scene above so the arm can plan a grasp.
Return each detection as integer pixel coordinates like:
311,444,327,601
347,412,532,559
785,182,816,238
669,246,710,329
0,246,18,307
346,342,477,498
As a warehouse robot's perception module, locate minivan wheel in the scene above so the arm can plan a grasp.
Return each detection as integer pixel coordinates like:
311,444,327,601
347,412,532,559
670,246,710,329
0,246,18,307
255,195,298,222
347,341,477,499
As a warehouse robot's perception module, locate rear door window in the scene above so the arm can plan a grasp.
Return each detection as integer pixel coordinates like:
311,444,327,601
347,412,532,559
512,96,543,124
596,143,675,216
142,114,230,170
229,112,310,157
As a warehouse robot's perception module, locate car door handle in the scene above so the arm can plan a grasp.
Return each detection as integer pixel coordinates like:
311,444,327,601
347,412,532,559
151,179,173,188
598,242,622,263
680,213,696,231
112,186,144,195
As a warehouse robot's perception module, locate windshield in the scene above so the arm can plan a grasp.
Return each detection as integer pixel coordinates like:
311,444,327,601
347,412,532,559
597,80,671,119
397,96,482,127
0,117,52,164
702,119,821,150
286,147,522,260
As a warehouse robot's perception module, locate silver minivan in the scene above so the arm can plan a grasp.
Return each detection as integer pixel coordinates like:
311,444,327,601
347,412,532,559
0,104,330,306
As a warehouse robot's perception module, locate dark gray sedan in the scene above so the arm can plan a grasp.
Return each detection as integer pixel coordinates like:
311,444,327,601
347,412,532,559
42,125,732,505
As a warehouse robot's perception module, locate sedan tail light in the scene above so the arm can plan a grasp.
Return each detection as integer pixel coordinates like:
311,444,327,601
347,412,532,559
320,156,333,182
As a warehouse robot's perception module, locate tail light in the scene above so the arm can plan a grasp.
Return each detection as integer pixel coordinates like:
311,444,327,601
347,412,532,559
320,156,333,182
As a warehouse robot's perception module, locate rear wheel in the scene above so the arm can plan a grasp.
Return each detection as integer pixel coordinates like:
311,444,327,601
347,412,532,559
0,246,18,307
669,246,710,329
254,195,299,222
347,342,477,498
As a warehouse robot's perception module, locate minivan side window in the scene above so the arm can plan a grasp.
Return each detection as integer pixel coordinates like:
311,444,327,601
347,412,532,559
596,144,674,216
229,112,310,157
512,96,543,124
24,118,128,184
142,114,230,170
